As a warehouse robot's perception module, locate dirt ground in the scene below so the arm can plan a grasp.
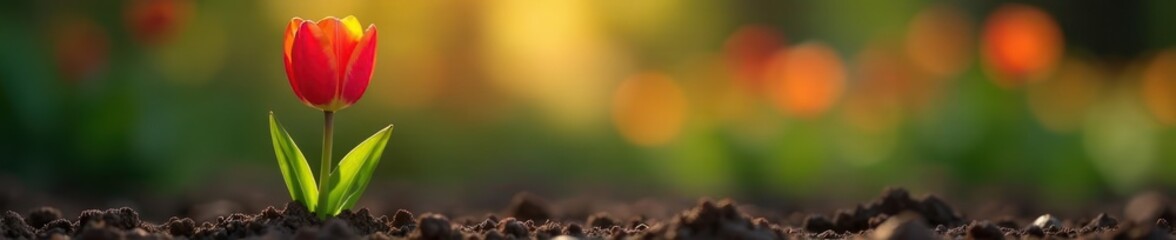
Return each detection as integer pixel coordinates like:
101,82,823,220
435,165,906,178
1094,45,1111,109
2,188,1174,239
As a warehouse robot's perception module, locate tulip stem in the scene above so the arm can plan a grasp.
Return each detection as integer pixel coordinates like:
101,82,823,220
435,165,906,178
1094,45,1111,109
317,110,334,217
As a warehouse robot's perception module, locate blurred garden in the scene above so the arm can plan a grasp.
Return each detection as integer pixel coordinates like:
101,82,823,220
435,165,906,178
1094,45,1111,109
2,0,1176,218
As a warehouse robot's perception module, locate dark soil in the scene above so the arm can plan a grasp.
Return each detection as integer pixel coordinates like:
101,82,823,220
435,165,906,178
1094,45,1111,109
2,187,1175,239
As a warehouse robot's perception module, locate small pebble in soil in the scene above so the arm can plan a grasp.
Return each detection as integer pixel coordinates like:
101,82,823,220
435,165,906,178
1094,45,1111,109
872,212,935,240
1032,214,1061,229
477,218,497,231
1087,213,1118,229
499,218,529,238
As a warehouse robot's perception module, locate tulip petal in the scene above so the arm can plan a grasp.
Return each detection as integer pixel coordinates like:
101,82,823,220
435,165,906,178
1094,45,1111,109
339,15,364,40
317,17,362,81
341,25,376,105
290,22,340,108
283,17,305,63
315,17,341,45
284,18,307,101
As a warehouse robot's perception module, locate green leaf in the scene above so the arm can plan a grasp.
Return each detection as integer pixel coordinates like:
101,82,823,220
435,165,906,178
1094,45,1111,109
320,124,394,216
269,112,318,211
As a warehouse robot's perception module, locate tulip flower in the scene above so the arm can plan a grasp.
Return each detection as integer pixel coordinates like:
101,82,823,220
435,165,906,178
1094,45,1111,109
283,15,378,112
273,15,390,219
283,15,377,190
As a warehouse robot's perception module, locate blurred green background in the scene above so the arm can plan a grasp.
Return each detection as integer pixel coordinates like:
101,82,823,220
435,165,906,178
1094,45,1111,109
2,0,1176,213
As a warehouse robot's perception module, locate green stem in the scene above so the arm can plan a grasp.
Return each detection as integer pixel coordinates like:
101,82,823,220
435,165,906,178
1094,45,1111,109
317,111,334,218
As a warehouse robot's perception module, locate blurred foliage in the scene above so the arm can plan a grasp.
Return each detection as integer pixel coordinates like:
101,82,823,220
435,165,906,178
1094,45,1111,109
1,0,1175,207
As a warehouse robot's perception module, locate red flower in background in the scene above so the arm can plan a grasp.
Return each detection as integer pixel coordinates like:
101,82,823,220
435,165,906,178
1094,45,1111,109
52,17,110,83
125,0,191,46
723,25,785,96
283,16,377,112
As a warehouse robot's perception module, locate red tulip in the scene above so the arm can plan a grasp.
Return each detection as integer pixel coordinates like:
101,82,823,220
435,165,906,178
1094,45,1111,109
283,16,377,112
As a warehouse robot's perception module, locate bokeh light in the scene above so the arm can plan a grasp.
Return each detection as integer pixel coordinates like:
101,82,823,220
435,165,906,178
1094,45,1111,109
612,72,688,147
50,16,109,83
1142,49,1176,127
1083,86,1158,193
1027,57,1106,133
687,55,757,123
124,0,192,46
365,1,452,110
834,39,911,166
766,41,846,119
482,0,622,132
262,0,360,25
152,10,227,86
845,40,910,134
981,3,1064,88
905,4,973,79
723,25,785,97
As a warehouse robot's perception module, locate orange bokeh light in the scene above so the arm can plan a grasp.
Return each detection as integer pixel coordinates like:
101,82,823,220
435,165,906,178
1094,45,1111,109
982,3,1064,88
612,72,688,147
1142,49,1176,127
905,4,973,79
766,42,846,119
723,25,785,96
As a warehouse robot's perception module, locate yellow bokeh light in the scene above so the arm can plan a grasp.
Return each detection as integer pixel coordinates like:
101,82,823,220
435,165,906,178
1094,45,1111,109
612,72,688,147
844,40,909,134
1142,49,1176,127
905,4,973,79
1027,57,1105,133
1083,85,1158,193
981,3,1064,88
366,1,454,110
262,0,361,25
766,41,846,119
679,55,751,122
482,0,621,132
154,12,227,86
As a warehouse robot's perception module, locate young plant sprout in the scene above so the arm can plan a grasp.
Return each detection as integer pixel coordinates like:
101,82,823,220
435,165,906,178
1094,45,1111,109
271,15,391,219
